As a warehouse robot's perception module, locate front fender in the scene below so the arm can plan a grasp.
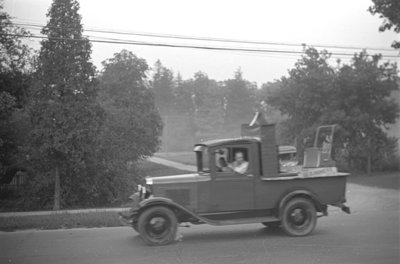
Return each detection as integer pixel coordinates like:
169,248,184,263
138,197,203,223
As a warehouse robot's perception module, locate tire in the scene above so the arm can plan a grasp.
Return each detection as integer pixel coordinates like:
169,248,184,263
281,197,317,236
262,221,281,228
138,206,178,246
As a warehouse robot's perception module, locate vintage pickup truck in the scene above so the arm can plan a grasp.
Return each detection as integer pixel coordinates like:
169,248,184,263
120,114,350,246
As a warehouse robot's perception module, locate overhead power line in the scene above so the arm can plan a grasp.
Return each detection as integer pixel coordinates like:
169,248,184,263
5,32,399,59
12,20,398,53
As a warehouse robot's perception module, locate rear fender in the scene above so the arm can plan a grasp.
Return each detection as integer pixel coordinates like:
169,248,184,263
278,190,326,218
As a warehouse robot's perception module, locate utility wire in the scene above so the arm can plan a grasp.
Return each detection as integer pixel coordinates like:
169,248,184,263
12,20,397,53
5,32,399,59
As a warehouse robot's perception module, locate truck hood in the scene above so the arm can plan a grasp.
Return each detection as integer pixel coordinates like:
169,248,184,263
146,173,210,185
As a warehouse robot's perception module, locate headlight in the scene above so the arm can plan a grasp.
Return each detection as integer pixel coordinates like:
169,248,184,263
137,183,152,199
145,177,153,185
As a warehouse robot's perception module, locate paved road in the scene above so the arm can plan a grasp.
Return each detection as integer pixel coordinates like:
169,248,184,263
1,184,399,264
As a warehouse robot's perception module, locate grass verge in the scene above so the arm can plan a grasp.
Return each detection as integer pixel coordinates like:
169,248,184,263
348,171,399,190
0,211,126,232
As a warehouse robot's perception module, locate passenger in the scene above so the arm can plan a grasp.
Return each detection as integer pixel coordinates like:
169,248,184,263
218,157,230,172
229,152,249,174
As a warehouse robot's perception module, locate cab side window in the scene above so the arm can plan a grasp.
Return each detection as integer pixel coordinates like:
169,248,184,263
230,147,250,174
214,147,251,175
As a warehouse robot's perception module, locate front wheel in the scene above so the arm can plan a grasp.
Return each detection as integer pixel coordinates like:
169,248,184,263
138,206,177,246
281,198,317,236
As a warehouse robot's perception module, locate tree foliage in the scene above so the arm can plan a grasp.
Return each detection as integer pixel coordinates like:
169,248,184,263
224,69,256,128
0,3,32,183
266,48,336,154
265,47,399,172
28,0,104,209
151,60,176,115
98,50,162,165
192,72,225,139
328,52,399,171
369,0,400,49
97,50,163,200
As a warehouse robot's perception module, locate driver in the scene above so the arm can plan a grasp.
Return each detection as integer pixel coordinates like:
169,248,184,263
229,152,249,174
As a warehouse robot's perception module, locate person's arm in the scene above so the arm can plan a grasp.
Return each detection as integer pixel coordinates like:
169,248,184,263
234,162,249,174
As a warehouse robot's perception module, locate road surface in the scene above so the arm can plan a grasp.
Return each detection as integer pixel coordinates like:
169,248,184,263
1,183,399,264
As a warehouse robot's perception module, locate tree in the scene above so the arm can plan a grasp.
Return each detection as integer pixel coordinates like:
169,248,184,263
266,48,335,157
0,3,32,185
257,81,288,145
369,0,400,49
224,69,256,130
191,72,226,139
151,60,176,115
327,52,399,173
98,50,162,192
173,73,194,114
28,0,104,209
267,47,399,173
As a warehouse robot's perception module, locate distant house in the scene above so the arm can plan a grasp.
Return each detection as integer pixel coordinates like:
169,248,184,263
0,166,27,193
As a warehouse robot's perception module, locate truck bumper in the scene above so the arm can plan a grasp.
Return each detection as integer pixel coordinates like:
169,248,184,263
118,209,139,225
118,192,141,226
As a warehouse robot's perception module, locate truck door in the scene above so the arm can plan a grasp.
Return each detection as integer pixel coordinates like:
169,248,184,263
210,145,255,211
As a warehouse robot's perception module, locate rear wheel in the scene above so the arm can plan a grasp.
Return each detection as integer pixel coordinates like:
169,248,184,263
281,198,316,236
138,206,177,246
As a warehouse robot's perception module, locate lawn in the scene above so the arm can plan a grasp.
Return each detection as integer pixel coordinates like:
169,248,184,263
0,211,126,232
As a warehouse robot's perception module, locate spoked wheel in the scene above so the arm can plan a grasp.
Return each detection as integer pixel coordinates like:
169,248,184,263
262,221,281,229
138,206,177,246
281,198,317,236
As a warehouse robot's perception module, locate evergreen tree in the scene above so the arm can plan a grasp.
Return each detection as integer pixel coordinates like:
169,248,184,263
151,60,176,115
28,0,104,209
224,69,256,129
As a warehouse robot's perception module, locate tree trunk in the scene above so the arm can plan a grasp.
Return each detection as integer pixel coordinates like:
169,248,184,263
53,165,60,210
366,138,371,176
366,154,371,176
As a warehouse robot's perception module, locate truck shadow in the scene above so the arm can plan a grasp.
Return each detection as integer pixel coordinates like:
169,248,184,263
179,227,286,243
128,227,327,247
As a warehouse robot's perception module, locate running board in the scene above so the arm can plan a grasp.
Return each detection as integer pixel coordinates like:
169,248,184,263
199,216,280,226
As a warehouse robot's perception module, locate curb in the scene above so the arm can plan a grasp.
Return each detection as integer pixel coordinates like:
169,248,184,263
0,207,130,217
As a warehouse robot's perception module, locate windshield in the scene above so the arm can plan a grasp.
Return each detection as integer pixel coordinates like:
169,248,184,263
195,146,210,173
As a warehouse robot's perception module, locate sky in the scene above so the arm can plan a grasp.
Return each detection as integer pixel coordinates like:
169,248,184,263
4,0,399,85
